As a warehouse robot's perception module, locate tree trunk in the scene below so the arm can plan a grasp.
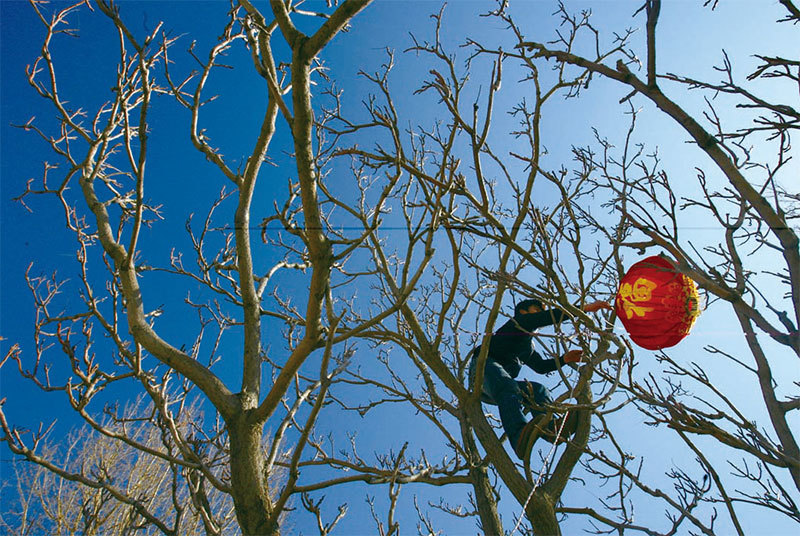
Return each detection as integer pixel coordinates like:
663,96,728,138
463,400,562,535
526,492,560,536
469,463,504,535
461,416,503,534
228,416,278,536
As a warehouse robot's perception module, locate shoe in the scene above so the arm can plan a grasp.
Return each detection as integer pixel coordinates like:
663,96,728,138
519,382,536,414
540,411,578,444
513,414,550,459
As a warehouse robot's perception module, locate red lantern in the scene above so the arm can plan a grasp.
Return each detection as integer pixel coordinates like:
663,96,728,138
615,255,701,350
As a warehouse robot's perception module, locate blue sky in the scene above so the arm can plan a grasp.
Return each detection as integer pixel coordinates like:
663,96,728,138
2,1,798,534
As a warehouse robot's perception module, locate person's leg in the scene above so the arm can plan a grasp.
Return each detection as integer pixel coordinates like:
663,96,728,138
517,380,553,420
521,381,579,443
483,360,527,447
469,349,495,404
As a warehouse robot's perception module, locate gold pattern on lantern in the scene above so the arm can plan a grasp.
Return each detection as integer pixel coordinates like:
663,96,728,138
618,278,657,319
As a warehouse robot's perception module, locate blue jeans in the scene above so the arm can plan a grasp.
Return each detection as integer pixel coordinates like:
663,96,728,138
470,357,553,448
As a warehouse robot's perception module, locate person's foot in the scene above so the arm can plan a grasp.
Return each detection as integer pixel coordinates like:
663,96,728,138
540,411,578,444
513,414,550,458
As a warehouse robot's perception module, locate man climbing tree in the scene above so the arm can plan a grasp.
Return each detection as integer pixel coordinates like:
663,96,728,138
471,299,612,458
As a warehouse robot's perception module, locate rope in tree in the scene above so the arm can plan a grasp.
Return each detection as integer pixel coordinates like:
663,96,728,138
511,356,581,536
510,409,572,535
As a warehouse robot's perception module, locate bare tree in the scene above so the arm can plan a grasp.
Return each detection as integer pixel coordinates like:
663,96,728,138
325,6,631,533
488,0,799,533
315,1,800,534
1,1,374,534
4,0,798,535
1,397,237,535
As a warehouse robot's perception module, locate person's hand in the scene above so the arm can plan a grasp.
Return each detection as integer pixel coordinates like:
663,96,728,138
562,349,583,363
583,300,613,313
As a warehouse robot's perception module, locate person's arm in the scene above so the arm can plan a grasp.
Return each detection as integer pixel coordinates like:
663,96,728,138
514,308,567,332
485,308,565,360
488,300,612,361
516,300,613,332
523,348,585,373
522,348,558,374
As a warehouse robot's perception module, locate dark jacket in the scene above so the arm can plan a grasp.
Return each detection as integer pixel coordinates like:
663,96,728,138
475,300,567,379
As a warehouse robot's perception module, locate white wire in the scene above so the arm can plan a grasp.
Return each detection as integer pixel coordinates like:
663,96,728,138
511,347,582,535
510,409,572,535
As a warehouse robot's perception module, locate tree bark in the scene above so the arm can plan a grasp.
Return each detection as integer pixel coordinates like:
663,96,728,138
734,306,800,491
228,415,277,536
469,463,504,535
526,495,560,536
461,416,503,535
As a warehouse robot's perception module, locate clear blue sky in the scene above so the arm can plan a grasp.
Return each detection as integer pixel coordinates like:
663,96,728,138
2,1,798,534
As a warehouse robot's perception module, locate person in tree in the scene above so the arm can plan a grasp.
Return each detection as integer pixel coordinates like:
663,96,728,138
470,298,613,458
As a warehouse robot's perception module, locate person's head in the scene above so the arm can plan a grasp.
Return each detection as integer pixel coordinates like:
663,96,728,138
515,299,543,316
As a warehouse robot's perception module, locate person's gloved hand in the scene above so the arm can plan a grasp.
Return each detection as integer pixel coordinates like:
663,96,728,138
583,301,613,313
562,349,583,363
